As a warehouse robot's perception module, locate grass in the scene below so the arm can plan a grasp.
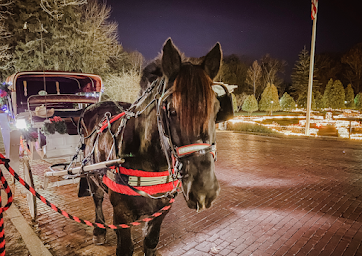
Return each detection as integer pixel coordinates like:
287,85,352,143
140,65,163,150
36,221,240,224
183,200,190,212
227,122,278,134
235,110,346,117
235,111,303,117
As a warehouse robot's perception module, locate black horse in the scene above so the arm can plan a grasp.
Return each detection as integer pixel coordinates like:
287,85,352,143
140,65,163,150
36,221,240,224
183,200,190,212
81,39,223,256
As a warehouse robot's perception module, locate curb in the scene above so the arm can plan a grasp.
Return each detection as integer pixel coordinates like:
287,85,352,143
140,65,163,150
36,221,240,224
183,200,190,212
2,190,52,256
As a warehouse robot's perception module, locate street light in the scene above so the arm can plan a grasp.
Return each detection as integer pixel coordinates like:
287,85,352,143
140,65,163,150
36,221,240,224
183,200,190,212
23,20,47,92
23,20,47,69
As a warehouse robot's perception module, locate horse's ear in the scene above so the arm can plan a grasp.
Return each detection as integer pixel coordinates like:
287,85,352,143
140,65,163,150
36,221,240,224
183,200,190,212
201,43,222,80
162,38,181,80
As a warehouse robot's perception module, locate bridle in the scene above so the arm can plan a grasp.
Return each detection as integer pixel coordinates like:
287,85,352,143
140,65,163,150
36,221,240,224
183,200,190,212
154,77,216,180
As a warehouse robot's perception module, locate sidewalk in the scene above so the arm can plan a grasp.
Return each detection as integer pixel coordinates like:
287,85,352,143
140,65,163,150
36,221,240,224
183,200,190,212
1,131,362,255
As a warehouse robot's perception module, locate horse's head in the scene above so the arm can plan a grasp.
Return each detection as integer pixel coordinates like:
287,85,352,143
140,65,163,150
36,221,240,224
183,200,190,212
159,38,222,211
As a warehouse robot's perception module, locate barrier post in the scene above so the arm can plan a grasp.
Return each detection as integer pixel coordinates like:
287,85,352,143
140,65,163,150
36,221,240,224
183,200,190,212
0,185,5,256
9,130,21,186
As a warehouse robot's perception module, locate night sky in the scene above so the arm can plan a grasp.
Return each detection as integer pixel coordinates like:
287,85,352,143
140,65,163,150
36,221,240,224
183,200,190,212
107,0,362,79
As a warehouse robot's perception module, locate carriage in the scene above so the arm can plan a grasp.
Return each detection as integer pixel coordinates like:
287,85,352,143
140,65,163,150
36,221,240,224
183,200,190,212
0,39,235,256
0,71,103,218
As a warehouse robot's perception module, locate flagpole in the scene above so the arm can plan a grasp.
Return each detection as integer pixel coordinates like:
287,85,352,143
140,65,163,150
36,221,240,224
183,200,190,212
305,3,318,136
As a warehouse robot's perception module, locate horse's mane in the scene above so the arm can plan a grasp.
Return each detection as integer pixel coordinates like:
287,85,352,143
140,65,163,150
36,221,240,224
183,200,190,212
173,64,215,137
139,57,215,138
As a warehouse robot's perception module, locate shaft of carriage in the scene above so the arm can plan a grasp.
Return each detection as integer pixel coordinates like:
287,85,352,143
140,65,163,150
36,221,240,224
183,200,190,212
43,158,125,189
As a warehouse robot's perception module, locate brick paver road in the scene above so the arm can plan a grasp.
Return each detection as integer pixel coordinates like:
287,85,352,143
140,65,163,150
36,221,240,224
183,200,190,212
3,131,362,255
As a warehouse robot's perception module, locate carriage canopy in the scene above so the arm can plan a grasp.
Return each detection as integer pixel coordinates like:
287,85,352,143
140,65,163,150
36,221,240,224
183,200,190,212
6,71,103,116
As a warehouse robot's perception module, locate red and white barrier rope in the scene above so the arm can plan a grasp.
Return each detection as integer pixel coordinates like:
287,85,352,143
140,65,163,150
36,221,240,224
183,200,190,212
0,155,14,256
0,153,175,254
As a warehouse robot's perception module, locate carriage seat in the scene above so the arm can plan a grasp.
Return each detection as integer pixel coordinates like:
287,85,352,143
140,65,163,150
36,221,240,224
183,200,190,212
31,109,84,121
28,94,97,123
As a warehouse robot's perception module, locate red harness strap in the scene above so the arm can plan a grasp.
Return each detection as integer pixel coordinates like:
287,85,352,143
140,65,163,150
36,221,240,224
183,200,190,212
117,166,170,177
103,176,178,196
98,112,126,133
104,166,178,196
96,112,179,196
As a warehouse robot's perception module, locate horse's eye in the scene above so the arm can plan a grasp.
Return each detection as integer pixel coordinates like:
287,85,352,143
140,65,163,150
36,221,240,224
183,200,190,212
169,109,177,116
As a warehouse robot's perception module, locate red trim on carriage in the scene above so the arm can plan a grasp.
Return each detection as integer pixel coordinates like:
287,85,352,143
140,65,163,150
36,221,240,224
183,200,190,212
102,176,178,196
111,166,171,177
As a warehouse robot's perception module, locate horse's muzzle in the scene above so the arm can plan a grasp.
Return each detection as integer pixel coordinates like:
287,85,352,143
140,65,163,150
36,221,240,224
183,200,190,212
184,180,220,212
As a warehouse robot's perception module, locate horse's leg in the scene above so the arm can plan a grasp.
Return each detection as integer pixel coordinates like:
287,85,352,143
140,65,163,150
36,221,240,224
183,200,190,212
89,178,107,245
143,213,167,256
111,193,135,256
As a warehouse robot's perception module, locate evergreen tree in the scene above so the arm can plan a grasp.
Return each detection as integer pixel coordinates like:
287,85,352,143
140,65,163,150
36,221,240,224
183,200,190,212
355,93,362,110
291,46,310,98
330,80,345,109
323,79,334,108
314,90,324,110
259,83,280,115
279,92,296,111
232,93,238,113
291,46,319,100
296,91,316,110
345,84,355,109
242,94,258,116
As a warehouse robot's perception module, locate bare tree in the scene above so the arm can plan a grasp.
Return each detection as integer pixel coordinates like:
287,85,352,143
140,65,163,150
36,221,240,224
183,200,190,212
16,0,123,75
260,54,286,92
234,93,248,112
128,51,145,73
245,60,262,99
342,43,362,94
40,0,87,20
0,0,12,71
103,70,141,103
315,53,342,92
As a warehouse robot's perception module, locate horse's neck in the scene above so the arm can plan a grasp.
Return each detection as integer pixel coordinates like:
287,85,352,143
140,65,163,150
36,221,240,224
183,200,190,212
120,114,167,172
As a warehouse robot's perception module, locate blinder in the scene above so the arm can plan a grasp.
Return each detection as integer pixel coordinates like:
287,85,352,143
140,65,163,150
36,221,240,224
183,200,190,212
212,83,234,123
160,98,216,160
156,79,217,181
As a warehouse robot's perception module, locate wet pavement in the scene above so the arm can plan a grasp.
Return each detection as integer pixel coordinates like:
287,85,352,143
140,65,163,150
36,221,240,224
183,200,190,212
2,131,362,255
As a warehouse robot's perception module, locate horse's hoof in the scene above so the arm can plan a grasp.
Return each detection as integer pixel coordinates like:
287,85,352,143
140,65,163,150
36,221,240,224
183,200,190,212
93,234,106,245
144,247,158,256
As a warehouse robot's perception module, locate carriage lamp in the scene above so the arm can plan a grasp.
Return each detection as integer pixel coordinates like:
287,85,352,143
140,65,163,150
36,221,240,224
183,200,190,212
15,119,27,129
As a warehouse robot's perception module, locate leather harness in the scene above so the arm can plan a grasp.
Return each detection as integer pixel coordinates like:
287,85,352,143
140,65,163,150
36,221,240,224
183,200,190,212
82,78,218,199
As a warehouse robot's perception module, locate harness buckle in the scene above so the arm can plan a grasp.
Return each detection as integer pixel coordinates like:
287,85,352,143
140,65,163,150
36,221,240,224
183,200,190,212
173,160,183,179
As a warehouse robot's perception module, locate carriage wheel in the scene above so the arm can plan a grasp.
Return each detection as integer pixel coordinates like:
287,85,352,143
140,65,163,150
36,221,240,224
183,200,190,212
23,157,37,220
